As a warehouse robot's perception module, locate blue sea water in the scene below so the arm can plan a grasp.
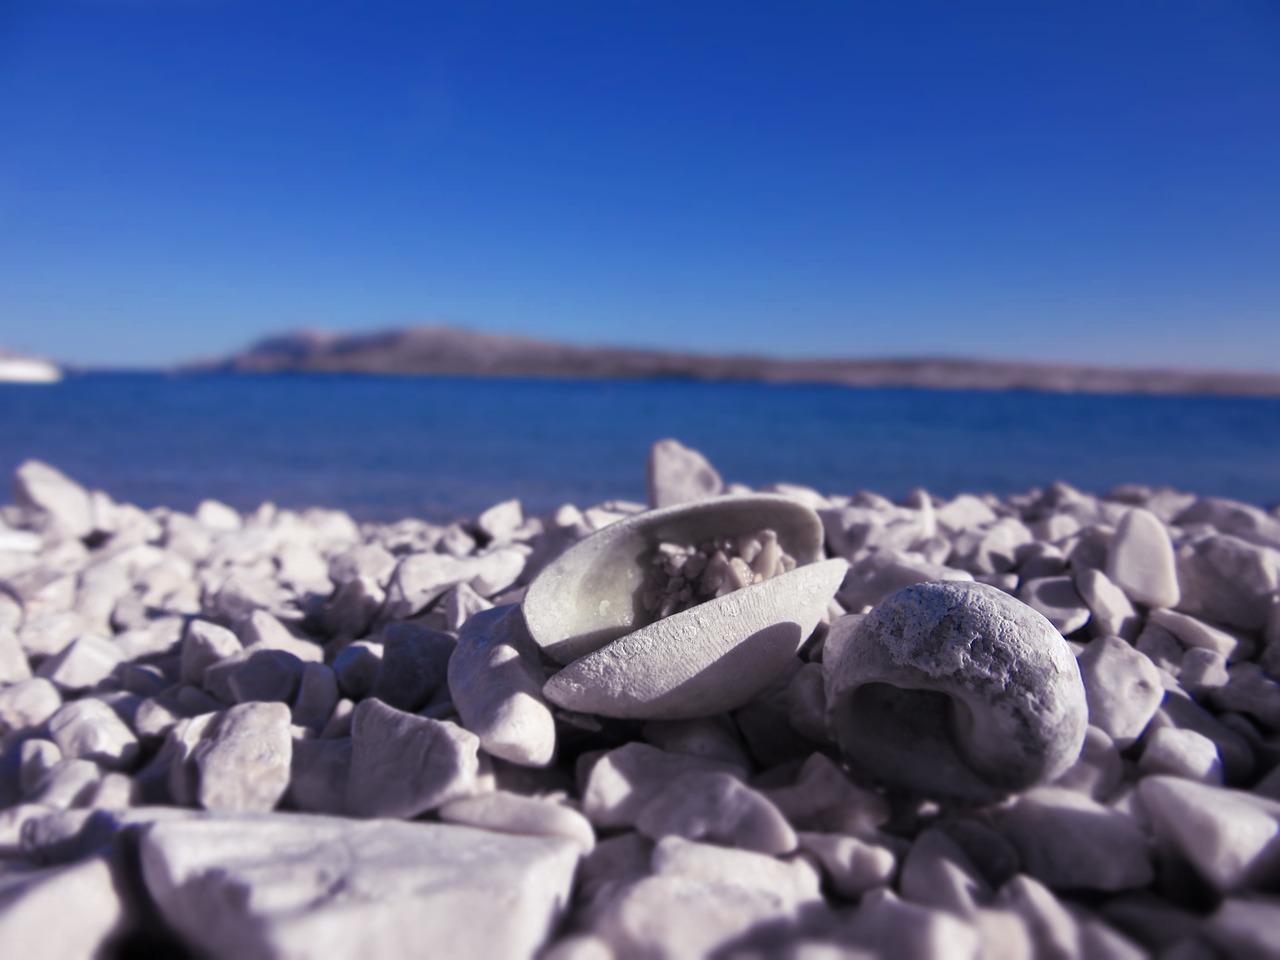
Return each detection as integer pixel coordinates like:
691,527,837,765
2,372,1278,523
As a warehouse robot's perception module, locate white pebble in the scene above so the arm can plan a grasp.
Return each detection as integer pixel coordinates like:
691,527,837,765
1138,776,1280,893
47,698,139,771
447,605,556,767
1137,726,1223,784
1076,635,1163,748
1105,508,1180,608
438,790,595,853
634,770,796,855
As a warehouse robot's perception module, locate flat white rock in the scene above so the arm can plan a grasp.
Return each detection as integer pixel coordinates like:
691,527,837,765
796,831,897,900
591,873,806,960
646,438,724,508
1051,725,1124,801
346,698,480,819
477,498,525,543
1138,776,1280,893
47,698,139,770
1105,508,1180,608
841,888,981,960
467,546,526,597
634,770,796,855
0,626,32,683
179,619,243,686
0,678,62,736
438,790,596,853
1176,534,1279,630
238,609,323,664
448,605,556,767
1074,567,1140,640
1151,607,1251,661
995,874,1083,960
327,542,398,586
898,827,992,916
18,739,63,796
524,494,827,665
650,835,822,905
1210,662,1280,730
35,634,123,692
1018,575,1091,635
935,493,998,533
994,787,1154,891
1137,726,1224,784
1179,647,1231,697
25,758,103,809
370,623,455,712
761,752,890,833
192,701,292,812
1202,897,1280,960
382,552,473,620
0,855,129,960
13,460,93,539
1076,635,1163,748
836,552,973,612
140,813,579,960
580,742,745,830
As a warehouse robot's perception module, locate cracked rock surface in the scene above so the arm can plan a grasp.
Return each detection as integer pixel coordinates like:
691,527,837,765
2,450,1280,959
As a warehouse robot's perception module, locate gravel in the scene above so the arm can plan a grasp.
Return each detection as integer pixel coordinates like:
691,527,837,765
1,448,1279,959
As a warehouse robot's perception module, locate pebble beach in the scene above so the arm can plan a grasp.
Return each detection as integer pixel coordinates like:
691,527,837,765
2,440,1279,959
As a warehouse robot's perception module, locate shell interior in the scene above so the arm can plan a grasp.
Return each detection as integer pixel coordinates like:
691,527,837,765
523,494,826,665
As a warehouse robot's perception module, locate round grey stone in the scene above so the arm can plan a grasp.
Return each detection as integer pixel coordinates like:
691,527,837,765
824,580,1088,804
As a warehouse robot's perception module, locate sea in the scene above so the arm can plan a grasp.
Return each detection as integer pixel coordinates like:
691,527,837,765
2,372,1278,524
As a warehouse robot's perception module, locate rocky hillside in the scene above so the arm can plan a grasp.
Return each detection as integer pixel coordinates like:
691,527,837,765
199,325,1280,396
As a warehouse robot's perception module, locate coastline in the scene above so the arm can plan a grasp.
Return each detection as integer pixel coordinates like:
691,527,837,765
190,326,1280,398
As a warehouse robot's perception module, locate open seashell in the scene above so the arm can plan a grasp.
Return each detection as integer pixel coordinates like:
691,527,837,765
823,579,1088,805
523,494,848,720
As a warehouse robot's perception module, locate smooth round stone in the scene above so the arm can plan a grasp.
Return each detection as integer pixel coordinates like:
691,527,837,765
1105,508,1180,608
824,580,1088,804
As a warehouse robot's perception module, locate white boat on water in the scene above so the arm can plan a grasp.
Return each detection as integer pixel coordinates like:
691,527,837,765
0,356,62,383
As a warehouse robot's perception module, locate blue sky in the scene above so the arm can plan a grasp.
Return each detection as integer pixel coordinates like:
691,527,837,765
2,0,1278,370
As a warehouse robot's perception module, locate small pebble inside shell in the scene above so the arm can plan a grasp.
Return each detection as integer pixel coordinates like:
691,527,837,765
640,529,797,619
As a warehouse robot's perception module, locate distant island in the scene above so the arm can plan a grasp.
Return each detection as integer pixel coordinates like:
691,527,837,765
193,326,1280,397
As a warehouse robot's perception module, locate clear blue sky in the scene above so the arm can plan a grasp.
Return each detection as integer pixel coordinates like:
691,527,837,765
2,0,1278,370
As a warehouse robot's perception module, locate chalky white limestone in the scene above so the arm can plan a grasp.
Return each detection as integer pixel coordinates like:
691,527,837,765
1138,776,1280,893
447,604,556,767
1076,635,1164,748
12,460,94,539
345,698,480,819
646,437,724,508
633,769,796,854
9,450,1280,960
1106,507,1180,608
139,814,580,960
